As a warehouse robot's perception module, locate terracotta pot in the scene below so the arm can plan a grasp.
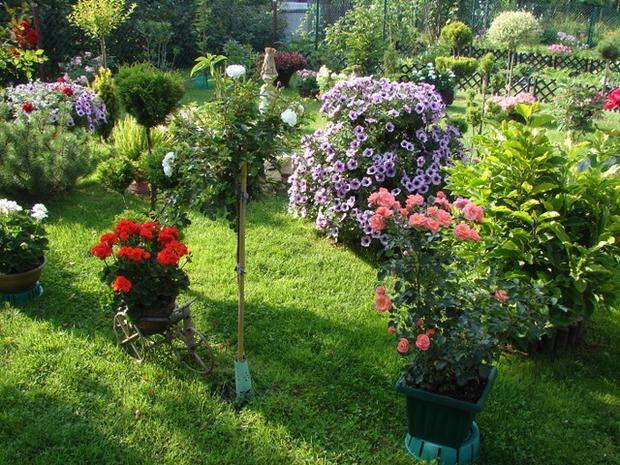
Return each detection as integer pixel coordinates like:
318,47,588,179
136,297,176,336
0,256,47,294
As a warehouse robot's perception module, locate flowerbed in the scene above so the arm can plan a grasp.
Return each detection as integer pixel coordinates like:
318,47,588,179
288,76,464,246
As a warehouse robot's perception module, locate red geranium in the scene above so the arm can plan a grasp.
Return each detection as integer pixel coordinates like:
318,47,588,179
91,242,113,259
112,275,132,293
60,86,74,97
157,247,180,266
139,221,159,240
13,21,38,49
117,246,151,262
158,226,179,245
21,102,34,113
166,240,189,257
114,219,141,242
100,233,118,246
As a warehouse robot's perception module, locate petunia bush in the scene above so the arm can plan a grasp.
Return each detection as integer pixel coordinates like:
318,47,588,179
288,76,464,246
5,77,107,131
368,188,547,395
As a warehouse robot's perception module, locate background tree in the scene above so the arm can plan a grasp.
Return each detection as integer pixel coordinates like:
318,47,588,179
68,0,136,68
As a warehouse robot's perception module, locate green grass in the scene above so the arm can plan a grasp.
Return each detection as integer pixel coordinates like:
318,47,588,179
1,183,619,465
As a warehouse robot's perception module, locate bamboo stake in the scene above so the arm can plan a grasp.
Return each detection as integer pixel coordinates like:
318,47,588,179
236,161,248,361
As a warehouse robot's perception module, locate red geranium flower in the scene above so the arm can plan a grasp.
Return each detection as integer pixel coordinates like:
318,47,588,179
100,232,118,246
157,247,180,266
138,221,159,241
114,219,141,242
166,240,189,257
90,242,113,259
117,246,151,262
112,275,132,293
21,102,34,113
60,86,74,97
158,226,179,245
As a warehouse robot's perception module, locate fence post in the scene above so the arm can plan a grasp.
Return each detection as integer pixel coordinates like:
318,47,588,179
587,6,598,47
314,0,320,49
383,0,388,39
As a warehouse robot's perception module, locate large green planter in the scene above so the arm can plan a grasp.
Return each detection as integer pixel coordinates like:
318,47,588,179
395,367,497,449
0,256,46,304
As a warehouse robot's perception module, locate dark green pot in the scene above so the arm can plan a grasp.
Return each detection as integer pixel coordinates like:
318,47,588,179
395,367,497,449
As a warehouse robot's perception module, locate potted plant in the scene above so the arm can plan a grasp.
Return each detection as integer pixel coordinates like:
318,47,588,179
367,188,510,459
292,69,319,98
410,63,456,105
90,219,190,335
0,199,48,301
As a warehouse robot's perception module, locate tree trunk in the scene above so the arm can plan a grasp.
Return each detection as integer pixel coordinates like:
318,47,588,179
146,127,156,211
603,61,610,94
99,36,107,69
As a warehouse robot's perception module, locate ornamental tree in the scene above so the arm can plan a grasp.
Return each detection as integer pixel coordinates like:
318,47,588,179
440,21,473,56
487,11,541,94
597,38,620,93
68,0,136,68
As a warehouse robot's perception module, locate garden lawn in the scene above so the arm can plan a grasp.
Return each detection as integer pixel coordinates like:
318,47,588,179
0,183,619,465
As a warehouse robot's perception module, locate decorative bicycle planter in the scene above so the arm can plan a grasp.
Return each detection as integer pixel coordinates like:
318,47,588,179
113,298,214,376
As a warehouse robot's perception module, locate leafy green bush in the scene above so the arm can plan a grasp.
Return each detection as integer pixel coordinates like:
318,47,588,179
223,40,258,76
435,56,478,80
553,85,606,133
97,156,135,194
0,111,103,201
448,108,620,329
440,21,473,55
116,63,184,129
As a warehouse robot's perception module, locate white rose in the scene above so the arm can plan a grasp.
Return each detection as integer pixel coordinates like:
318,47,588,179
162,152,176,177
280,109,298,127
0,199,23,215
30,203,48,221
226,64,246,80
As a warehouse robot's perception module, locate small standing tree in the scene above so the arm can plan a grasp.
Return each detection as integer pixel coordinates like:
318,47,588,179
487,11,541,95
440,20,473,56
68,0,136,68
478,52,494,134
597,38,620,94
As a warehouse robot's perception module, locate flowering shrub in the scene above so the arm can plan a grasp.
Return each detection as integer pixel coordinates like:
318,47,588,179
547,44,572,55
409,63,455,95
59,51,104,83
5,78,107,130
258,51,308,87
492,92,536,111
369,188,523,395
554,86,605,132
292,69,319,97
0,199,48,274
487,11,542,51
288,76,464,245
90,219,190,322
604,87,620,110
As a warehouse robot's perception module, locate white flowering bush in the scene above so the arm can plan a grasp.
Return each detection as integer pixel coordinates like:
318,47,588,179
0,199,48,274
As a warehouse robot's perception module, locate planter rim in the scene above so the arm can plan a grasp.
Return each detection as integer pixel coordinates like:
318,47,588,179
0,255,47,278
395,366,497,413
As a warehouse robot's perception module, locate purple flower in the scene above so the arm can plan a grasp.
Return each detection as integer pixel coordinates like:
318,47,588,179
385,122,395,132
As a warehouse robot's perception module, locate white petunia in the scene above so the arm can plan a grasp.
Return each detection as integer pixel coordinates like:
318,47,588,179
281,108,298,127
0,199,23,215
226,64,246,80
30,203,48,221
162,151,176,177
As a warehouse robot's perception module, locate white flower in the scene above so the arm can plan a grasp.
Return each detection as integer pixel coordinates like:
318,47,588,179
281,109,298,127
30,203,48,221
226,65,246,80
0,199,23,215
162,151,176,177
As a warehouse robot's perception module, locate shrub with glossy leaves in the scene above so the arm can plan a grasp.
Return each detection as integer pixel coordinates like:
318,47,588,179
288,76,464,246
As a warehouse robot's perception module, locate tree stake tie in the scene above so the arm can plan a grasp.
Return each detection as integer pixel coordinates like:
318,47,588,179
235,161,253,404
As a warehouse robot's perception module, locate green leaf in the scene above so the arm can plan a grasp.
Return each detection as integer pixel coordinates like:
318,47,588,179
538,211,561,222
531,183,558,195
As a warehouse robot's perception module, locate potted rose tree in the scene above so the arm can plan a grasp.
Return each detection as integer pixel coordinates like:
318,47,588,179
0,199,48,302
368,188,507,461
90,219,189,335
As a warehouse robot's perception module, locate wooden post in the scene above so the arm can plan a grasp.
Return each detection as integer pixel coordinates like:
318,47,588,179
236,161,248,361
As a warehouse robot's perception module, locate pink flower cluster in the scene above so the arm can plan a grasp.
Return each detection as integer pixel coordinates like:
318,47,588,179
547,44,572,55
493,92,537,111
604,88,620,111
367,188,483,242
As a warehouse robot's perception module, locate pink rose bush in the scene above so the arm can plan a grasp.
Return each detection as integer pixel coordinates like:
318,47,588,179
547,44,572,55
603,88,620,111
492,92,537,112
369,187,523,393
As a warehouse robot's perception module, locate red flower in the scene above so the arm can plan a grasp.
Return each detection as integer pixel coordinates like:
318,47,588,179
139,221,160,240
117,246,151,262
100,233,118,246
114,219,141,241
158,226,179,245
90,242,113,259
60,86,74,97
157,247,180,266
21,102,34,113
112,275,132,293
166,240,189,257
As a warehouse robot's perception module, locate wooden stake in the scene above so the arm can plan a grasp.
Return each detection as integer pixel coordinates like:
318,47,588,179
236,161,248,360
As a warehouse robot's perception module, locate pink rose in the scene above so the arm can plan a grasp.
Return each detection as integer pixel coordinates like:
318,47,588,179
397,338,410,354
375,294,393,312
426,328,435,336
415,318,425,327
425,218,441,234
406,194,424,209
495,290,509,302
408,213,427,229
469,228,481,242
463,203,484,223
415,334,431,351
370,214,386,232
368,188,397,208
431,208,452,227
435,197,452,211
400,208,409,217
454,197,470,210
387,326,397,334
376,206,394,218
454,223,473,240
376,285,386,295
436,191,446,199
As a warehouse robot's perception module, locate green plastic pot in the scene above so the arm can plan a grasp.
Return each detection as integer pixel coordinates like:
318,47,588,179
395,367,497,449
